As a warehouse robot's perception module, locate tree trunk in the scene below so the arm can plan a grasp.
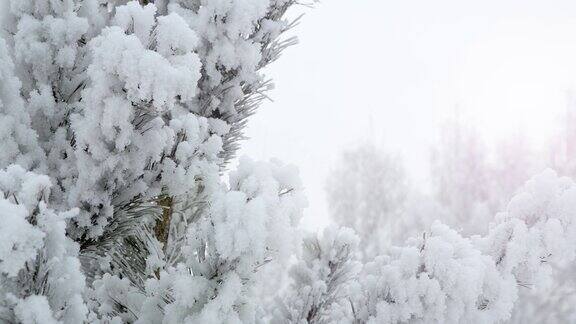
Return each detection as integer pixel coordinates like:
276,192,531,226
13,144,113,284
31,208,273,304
154,195,173,252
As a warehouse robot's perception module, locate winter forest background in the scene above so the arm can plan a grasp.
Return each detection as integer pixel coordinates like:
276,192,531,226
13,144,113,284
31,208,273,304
3,0,576,323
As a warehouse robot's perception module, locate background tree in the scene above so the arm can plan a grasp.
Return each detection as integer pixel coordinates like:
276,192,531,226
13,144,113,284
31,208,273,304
430,116,492,235
325,143,408,260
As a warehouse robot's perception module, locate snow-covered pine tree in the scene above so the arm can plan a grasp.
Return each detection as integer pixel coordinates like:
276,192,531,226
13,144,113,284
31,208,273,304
0,0,307,322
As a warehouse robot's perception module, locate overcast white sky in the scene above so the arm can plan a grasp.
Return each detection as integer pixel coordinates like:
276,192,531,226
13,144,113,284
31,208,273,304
239,0,576,230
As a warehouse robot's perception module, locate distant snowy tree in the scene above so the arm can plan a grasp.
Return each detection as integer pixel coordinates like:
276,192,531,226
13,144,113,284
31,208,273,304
431,116,492,235
325,144,408,260
431,113,545,236
390,192,448,245
490,133,540,205
548,91,576,177
0,0,307,322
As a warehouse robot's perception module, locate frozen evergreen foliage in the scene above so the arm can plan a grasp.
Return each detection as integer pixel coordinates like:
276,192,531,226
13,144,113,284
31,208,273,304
0,0,306,322
273,226,361,323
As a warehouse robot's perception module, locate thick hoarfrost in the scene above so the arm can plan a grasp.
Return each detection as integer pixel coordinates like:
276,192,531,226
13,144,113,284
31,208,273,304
0,165,86,323
0,0,303,322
